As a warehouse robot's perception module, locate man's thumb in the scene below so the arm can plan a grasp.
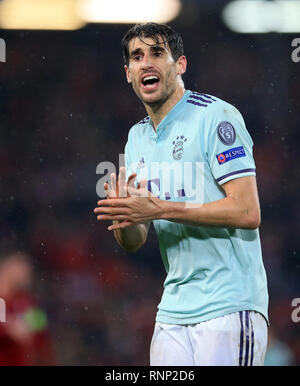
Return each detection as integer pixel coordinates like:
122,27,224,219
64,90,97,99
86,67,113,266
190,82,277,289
138,179,147,189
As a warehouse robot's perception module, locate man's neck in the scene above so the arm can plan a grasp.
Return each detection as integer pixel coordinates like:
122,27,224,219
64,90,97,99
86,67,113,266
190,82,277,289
144,86,185,130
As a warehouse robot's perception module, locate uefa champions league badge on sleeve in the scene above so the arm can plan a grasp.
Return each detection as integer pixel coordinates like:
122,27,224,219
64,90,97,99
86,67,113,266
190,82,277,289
217,121,236,146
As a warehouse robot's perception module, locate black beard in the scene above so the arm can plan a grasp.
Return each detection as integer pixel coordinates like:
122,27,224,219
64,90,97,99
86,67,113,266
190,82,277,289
134,81,176,111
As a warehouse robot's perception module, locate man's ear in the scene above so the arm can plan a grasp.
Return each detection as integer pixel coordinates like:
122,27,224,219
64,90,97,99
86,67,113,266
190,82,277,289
176,55,187,76
124,65,132,84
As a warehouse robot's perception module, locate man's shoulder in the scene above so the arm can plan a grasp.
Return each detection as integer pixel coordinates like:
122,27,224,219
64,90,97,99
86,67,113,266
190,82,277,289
137,115,151,125
185,91,245,133
129,115,150,134
125,116,150,147
186,91,234,115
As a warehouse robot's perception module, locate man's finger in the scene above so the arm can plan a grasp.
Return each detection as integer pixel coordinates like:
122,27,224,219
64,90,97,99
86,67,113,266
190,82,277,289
94,206,130,215
108,221,132,231
118,167,127,197
104,181,116,198
127,173,137,188
127,184,138,196
97,198,130,207
104,182,112,197
128,185,151,198
97,214,129,222
110,173,117,194
138,178,148,189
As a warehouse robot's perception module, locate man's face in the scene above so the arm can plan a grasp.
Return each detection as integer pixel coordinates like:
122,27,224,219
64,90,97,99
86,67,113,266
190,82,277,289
124,36,186,106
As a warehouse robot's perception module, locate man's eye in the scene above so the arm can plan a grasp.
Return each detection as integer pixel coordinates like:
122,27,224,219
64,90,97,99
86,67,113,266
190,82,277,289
154,52,162,57
133,55,142,61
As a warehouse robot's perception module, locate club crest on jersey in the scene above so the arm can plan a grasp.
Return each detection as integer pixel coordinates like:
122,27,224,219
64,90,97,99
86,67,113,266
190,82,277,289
172,135,187,160
217,121,236,146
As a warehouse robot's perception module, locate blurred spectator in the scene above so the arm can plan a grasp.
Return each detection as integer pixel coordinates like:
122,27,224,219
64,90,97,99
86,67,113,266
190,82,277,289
0,250,56,365
265,328,295,366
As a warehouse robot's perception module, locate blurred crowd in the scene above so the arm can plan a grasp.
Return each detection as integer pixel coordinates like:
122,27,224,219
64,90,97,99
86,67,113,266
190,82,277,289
0,13,299,365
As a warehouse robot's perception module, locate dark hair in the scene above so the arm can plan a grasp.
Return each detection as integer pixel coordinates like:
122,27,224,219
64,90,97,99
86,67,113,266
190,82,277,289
121,22,184,66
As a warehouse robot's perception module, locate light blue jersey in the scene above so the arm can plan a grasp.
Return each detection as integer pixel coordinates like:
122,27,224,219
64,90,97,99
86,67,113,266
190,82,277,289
125,90,269,325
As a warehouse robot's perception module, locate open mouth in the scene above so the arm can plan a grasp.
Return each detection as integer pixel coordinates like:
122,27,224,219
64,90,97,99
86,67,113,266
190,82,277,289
141,74,160,90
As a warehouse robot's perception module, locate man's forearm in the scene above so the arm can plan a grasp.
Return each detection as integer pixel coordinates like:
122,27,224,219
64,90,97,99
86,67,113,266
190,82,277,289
98,177,260,232
157,196,260,230
113,222,148,252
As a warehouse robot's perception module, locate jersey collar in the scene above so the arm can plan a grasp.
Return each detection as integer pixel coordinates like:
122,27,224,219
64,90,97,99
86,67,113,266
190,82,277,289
148,90,192,139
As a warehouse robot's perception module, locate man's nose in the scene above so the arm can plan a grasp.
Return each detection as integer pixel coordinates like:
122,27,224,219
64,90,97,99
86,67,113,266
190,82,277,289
141,53,154,69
